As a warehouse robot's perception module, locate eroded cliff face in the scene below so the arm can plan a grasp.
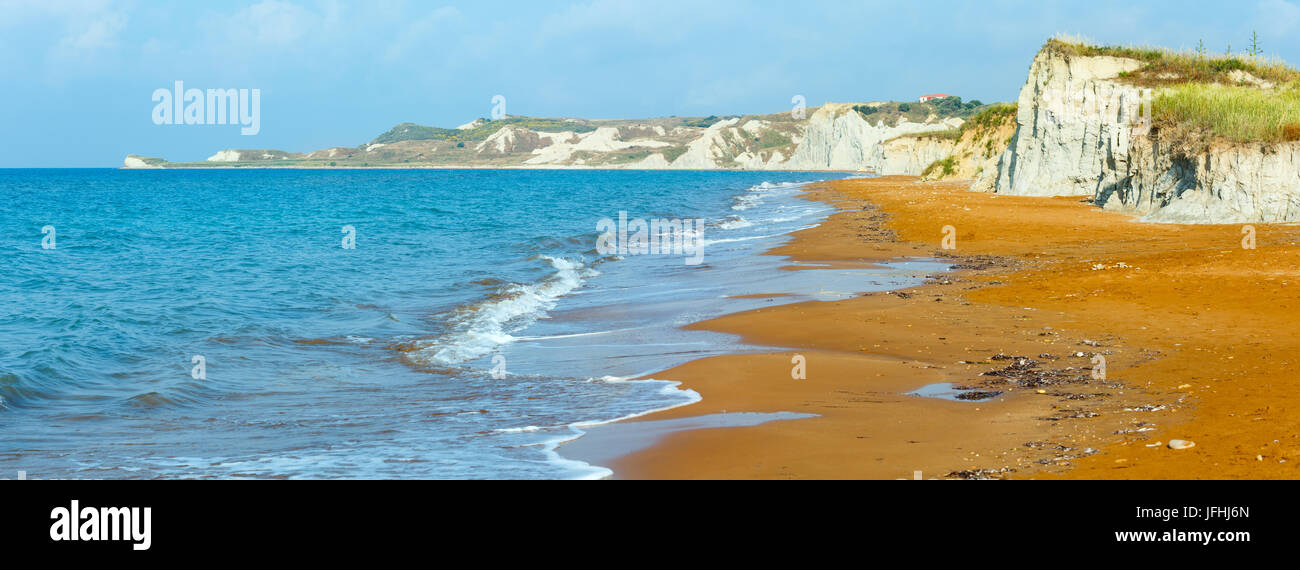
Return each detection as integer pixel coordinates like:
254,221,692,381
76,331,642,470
879,113,1017,185
989,49,1145,197
988,45,1300,223
874,136,956,177
628,104,964,172
781,104,963,173
1109,141,1300,223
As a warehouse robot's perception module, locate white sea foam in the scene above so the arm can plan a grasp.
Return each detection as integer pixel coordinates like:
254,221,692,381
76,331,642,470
532,380,703,479
410,255,597,366
513,328,632,341
702,232,791,246
750,181,802,191
731,195,762,211
495,425,544,433
716,216,753,230
731,180,813,212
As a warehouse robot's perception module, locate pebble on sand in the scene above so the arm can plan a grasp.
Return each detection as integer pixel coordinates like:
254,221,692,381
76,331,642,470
1168,439,1196,450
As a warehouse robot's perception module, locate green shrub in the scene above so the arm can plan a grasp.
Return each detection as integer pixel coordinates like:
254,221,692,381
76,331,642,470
962,103,1017,132
661,146,688,163
921,156,958,178
855,99,999,127
682,115,734,128
756,130,793,149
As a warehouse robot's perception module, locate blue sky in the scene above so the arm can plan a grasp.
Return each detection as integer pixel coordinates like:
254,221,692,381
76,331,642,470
4,0,1300,167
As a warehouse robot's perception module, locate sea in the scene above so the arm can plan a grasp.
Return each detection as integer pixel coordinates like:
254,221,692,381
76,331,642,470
0,168,946,479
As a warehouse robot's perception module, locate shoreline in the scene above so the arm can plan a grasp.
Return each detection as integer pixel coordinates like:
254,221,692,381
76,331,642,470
561,175,1300,479
117,165,872,173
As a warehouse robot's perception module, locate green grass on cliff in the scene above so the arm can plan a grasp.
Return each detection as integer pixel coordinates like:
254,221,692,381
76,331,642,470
962,103,1017,130
1154,83,1300,143
1048,37,1300,145
372,117,597,144
887,103,1017,142
1046,37,1300,88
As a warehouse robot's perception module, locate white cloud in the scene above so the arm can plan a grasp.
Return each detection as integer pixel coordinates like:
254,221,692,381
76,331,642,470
0,0,129,54
59,11,126,51
222,0,326,48
0,0,133,76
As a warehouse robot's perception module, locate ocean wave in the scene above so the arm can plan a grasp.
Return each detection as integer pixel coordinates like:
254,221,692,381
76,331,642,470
490,379,702,479
0,373,28,410
125,391,181,409
512,329,634,341
702,233,787,246
510,234,593,253
749,181,805,192
715,215,753,230
407,255,598,367
495,425,543,433
730,180,809,211
0,361,97,410
730,194,762,211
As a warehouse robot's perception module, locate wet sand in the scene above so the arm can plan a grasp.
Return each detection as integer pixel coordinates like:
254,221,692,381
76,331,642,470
561,175,1300,479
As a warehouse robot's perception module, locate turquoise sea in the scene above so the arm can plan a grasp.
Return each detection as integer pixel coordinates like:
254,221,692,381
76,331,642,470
0,169,942,479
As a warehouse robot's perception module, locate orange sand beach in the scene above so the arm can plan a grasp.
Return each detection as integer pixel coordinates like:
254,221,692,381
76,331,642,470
561,176,1300,480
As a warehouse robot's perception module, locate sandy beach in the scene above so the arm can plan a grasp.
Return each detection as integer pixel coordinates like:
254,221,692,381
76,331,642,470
563,175,1300,480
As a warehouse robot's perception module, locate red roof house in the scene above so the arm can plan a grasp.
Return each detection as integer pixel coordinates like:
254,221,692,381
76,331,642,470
919,94,954,103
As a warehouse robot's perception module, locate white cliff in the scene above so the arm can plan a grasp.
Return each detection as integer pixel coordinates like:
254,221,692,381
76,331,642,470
1111,140,1300,223
207,150,243,162
873,135,957,177
988,43,1300,223
989,48,1145,197
784,103,963,172
162,104,981,174
123,155,162,169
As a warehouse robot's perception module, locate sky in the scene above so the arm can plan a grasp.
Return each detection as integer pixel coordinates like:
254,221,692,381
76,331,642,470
3,0,1300,167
